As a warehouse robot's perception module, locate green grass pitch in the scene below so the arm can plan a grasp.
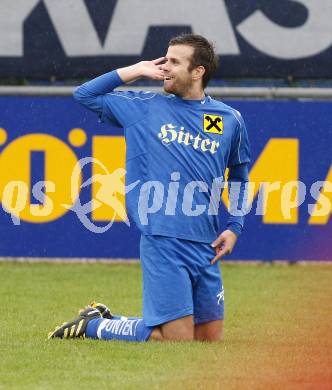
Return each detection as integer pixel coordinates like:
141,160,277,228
0,261,331,389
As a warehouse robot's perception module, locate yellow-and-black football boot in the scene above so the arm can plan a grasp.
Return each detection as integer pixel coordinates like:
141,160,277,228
48,307,102,339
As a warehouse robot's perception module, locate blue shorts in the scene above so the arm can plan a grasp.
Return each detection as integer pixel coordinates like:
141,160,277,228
140,235,224,327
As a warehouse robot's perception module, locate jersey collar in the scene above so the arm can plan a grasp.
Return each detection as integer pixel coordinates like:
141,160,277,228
171,94,212,106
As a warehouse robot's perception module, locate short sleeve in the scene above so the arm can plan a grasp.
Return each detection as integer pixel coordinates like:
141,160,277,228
101,91,156,128
228,111,251,167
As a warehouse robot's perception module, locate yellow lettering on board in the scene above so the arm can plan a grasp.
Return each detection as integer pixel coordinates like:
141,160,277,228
0,134,80,222
92,136,127,222
222,138,299,223
308,166,332,225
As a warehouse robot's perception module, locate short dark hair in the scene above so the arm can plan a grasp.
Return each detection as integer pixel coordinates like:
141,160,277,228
169,34,218,88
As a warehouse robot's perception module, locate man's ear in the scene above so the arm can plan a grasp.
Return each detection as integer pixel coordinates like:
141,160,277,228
192,65,205,81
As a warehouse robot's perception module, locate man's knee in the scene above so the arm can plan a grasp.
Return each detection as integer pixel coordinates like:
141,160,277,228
149,316,225,342
151,315,194,341
194,320,224,342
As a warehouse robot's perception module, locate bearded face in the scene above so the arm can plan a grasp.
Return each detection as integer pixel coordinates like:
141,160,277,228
162,45,197,97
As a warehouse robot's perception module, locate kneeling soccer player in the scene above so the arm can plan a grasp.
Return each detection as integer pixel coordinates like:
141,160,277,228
48,33,250,342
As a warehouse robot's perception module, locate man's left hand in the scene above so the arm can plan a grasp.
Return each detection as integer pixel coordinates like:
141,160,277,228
211,230,238,264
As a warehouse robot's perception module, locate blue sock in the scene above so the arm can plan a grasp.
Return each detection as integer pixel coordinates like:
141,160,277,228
86,315,153,342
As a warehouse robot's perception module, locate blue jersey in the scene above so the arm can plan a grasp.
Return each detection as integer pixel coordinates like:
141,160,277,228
75,71,250,243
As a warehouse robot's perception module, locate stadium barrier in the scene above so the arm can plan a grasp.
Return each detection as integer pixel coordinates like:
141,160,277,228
0,87,331,261
1,86,332,99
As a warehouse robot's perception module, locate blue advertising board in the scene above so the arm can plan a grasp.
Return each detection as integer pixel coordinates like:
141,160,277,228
0,0,332,79
0,96,331,260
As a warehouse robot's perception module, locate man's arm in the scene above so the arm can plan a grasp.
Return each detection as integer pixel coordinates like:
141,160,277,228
74,58,166,105
73,57,166,124
211,163,249,264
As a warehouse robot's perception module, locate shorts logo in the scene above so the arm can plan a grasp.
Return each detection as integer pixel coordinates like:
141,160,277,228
204,114,223,135
217,289,224,305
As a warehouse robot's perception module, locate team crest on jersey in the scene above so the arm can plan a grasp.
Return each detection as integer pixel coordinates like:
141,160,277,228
203,114,223,135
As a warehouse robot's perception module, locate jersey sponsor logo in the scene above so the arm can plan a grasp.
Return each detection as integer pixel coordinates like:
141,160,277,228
158,123,220,154
204,114,223,135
